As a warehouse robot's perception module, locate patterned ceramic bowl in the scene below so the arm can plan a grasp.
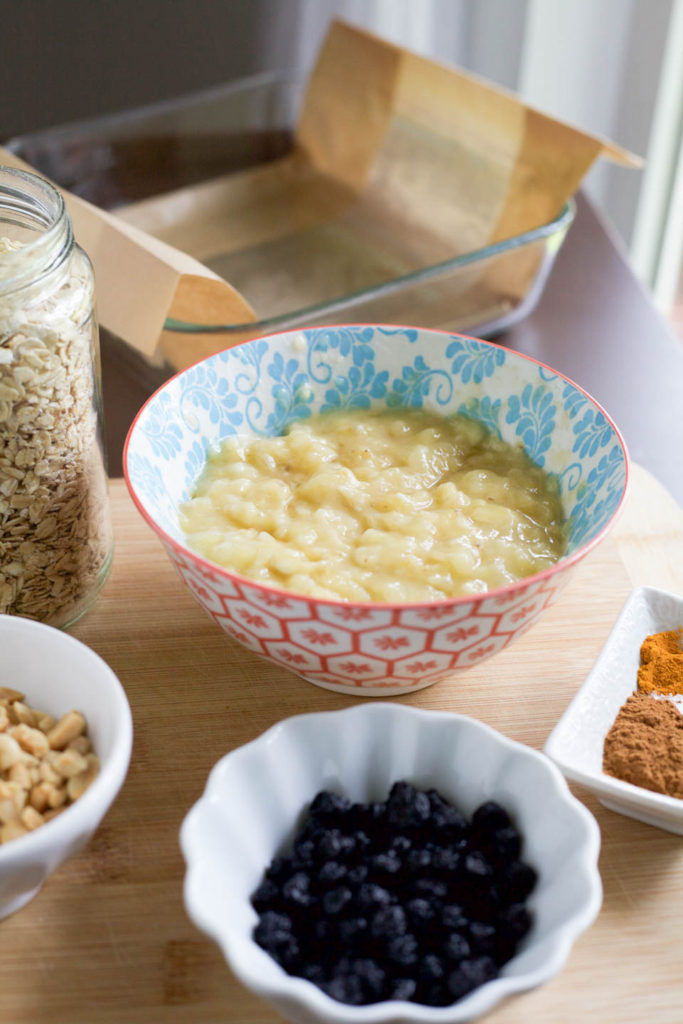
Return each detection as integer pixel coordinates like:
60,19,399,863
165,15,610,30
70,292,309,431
124,326,629,696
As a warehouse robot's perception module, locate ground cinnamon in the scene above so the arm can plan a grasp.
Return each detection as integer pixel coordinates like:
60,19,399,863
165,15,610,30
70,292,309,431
637,627,683,695
603,691,683,798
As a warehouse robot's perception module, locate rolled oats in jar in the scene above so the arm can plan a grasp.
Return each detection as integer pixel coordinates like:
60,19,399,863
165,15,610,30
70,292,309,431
0,166,112,627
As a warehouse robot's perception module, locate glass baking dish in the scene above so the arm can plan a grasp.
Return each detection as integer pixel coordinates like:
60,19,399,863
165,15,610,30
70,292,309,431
5,71,575,342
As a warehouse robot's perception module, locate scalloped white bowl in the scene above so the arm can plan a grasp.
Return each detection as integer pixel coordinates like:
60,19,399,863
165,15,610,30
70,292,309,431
180,703,602,1024
125,325,629,696
0,615,132,918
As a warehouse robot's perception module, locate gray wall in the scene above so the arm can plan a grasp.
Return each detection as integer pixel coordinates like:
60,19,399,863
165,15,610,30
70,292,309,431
0,0,285,139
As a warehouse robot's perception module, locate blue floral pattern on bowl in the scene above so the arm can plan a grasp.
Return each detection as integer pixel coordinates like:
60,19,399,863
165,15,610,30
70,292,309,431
127,326,627,552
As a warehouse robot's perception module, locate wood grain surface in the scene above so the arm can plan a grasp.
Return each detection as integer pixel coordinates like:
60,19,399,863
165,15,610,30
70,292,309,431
2,465,681,1024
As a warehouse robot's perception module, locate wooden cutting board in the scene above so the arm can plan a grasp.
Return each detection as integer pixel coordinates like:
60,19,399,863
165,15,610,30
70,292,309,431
2,466,682,1024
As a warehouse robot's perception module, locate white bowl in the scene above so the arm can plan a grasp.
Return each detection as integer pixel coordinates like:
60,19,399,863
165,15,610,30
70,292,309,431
125,325,629,697
545,585,683,835
0,615,133,917
181,703,602,1024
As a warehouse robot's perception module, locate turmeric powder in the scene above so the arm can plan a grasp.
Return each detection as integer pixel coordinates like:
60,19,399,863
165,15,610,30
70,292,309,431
637,627,683,696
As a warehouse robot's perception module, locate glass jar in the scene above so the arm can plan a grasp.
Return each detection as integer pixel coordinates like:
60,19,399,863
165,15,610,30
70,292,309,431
0,166,112,627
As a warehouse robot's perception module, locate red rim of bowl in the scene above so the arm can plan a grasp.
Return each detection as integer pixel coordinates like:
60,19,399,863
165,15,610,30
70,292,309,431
123,325,631,611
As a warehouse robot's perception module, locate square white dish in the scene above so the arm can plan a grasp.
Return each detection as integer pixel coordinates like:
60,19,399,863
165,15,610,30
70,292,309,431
544,586,683,834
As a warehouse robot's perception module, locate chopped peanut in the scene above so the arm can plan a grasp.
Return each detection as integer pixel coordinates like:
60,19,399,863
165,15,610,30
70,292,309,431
29,781,52,813
46,785,67,810
8,760,34,790
67,735,91,756
38,759,62,786
0,820,28,843
36,712,56,733
12,701,37,727
0,687,24,703
0,690,97,845
53,749,88,779
11,723,50,758
4,702,19,726
66,755,99,801
47,711,86,750
20,806,44,831
0,781,26,821
0,733,23,770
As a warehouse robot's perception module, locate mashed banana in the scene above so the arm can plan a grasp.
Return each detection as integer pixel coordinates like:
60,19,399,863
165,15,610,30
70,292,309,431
180,409,567,602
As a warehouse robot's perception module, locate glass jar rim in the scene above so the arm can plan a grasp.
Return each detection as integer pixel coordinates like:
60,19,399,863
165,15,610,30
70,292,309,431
0,165,72,295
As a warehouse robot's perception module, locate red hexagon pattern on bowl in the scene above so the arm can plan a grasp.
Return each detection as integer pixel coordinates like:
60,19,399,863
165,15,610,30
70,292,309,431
167,542,569,694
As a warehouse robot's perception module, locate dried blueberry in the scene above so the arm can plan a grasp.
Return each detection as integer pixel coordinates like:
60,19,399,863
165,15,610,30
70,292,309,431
347,863,369,885
387,781,431,829
319,828,354,861
309,790,352,821
366,801,388,824
353,800,387,841
444,932,471,961
371,904,407,939
318,860,347,884
371,850,403,875
254,910,294,955
463,851,492,880
282,871,313,907
498,902,533,942
406,897,435,927
391,834,412,854
499,860,538,903
292,835,316,863
301,963,326,984
418,953,445,983
357,882,393,910
322,886,353,915
491,825,522,863
427,788,468,835
408,847,433,872
265,856,289,882
471,801,511,834
387,932,419,966
323,973,365,1005
351,958,386,999
413,878,448,902
389,977,417,1001
353,830,372,856
431,846,461,873
468,921,497,957
338,916,369,943
250,877,279,912
441,903,469,931
447,956,498,1000
279,936,302,972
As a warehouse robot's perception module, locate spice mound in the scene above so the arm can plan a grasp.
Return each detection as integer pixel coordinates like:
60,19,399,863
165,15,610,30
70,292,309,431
603,691,683,799
251,781,537,1007
637,627,683,696
0,685,99,845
